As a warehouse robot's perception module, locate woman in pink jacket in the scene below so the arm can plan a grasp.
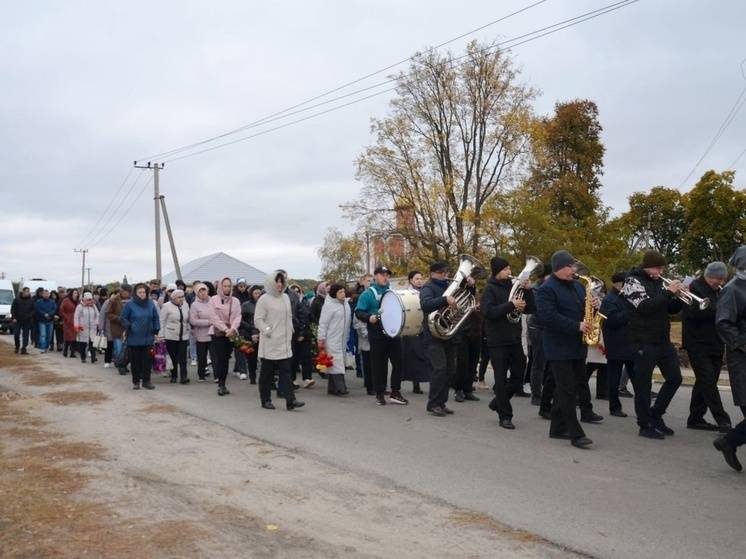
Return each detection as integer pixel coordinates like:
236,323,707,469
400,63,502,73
189,283,213,382
209,277,241,396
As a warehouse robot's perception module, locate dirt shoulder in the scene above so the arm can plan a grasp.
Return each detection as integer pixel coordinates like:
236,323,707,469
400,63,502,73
0,338,579,558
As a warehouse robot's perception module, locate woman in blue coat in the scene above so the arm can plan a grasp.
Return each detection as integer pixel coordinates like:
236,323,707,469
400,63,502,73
120,283,160,390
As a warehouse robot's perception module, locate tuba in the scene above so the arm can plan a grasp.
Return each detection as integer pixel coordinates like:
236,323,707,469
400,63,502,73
573,261,607,346
428,254,486,340
507,256,543,324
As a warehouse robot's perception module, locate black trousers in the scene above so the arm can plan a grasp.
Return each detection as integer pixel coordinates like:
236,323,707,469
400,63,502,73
548,360,586,439
52,323,63,349
210,335,233,388
630,342,682,428
63,340,78,357
606,359,634,413
424,336,456,409
77,341,95,362
540,359,594,416
369,333,402,394
488,344,523,420
529,327,547,398
195,340,211,379
166,339,189,381
508,343,527,394
291,337,313,381
360,350,372,391
13,321,31,350
129,345,152,386
454,336,479,393
478,338,490,381
259,358,295,404
687,349,731,426
725,420,746,448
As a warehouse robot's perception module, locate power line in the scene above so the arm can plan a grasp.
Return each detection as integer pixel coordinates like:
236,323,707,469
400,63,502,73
137,0,551,163
76,166,135,247
728,147,746,170
89,174,155,250
160,0,640,164
86,169,148,248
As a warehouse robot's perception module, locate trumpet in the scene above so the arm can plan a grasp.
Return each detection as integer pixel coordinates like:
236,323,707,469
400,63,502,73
660,276,710,310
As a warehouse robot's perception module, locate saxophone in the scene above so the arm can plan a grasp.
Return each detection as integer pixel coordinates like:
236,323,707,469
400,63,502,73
574,273,607,346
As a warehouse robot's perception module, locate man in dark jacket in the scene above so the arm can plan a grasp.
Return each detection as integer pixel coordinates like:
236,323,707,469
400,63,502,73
291,286,315,389
535,250,593,448
622,250,684,439
528,264,550,405
683,262,731,432
11,287,34,354
600,271,633,417
420,260,463,417
34,289,57,353
713,246,746,472
482,256,535,429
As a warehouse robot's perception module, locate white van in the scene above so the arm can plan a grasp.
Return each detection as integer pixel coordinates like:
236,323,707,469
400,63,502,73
21,278,59,295
0,279,15,333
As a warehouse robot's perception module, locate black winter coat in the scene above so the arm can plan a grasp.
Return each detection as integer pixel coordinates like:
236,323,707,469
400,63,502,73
481,277,535,347
622,268,683,345
11,295,35,324
682,277,723,354
535,274,586,361
716,277,746,352
600,288,633,361
295,298,312,339
419,279,450,342
239,300,258,337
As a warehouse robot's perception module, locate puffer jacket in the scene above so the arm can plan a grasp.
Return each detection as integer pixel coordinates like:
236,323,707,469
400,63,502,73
254,271,294,360
74,303,99,343
189,297,213,342
159,300,191,341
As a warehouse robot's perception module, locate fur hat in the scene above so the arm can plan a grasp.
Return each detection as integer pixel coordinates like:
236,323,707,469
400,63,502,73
641,250,666,268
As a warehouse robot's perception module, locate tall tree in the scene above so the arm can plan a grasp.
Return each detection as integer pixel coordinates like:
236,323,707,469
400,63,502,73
317,227,365,283
346,41,535,260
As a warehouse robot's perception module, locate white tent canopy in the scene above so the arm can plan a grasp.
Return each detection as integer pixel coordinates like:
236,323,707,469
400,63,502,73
162,252,267,286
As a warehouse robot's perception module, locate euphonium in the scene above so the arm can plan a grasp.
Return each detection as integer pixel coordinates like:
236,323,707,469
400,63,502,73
573,264,607,346
428,254,486,340
507,256,542,324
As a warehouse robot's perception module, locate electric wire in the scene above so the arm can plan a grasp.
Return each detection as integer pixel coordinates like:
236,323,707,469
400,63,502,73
89,174,154,250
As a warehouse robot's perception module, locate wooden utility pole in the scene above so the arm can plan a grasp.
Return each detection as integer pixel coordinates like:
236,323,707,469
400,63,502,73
158,195,182,281
133,161,165,280
73,248,88,289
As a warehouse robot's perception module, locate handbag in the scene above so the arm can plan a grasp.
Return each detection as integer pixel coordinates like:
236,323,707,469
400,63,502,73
153,340,168,372
93,334,108,350
344,351,356,369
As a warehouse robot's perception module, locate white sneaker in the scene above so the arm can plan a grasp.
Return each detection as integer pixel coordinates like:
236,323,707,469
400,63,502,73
303,379,316,389
239,373,247,380
191,359,197,366
104,363,112,369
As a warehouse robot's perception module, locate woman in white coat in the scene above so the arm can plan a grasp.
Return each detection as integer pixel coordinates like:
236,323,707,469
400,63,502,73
74,292,100,363
159,289,191,384
318,283,352,396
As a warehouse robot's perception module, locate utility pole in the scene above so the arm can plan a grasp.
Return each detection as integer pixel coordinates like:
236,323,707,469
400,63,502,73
73,249,88,289
133,161,165,280
158,195,182,281
86,268,91,291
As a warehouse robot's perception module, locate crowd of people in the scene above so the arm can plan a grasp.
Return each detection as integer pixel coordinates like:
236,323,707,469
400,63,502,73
8,246,746,472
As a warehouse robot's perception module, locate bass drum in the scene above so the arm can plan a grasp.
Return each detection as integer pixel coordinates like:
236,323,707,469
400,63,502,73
379,289,423,338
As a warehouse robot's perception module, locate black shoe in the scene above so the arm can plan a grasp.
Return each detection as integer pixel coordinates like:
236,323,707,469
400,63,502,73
132,384,140,390
581,412,604,424
21,348,28,355
428,406,447,417
639,426,665,439
549,432,573,440
57,345,63,352
142,383,155,390
292,383,300,390
250,378,257,385
180,378,190,385
488,398,498,412
514,391,530,398
170,377,178,383
618,387,633,398
718,423,733,434
80,359,87,363
463,392,480,402
217,386,230,396
539,409,552,420
650,416,674,436
571,436,593,449
713,437,743,472
442,406,454,415
262,401,276,410
413,387,424,394
499,419,515,430
687,420,719,431
454,390,465,403
287,400,305,410
375,393,386,406
14,347,19,354
610,409,628,418
90,357,97,363
118,368,128,375
530,396,541,406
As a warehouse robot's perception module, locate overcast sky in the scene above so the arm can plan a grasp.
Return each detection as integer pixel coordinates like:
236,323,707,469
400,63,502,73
2,0,744,286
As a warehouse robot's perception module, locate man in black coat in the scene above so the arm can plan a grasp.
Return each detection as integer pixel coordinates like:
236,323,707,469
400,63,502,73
527,264,550,405
683,261,731,432
11,287,34,354
535,250,594,449
420,260,461,417
622,250,684,439
481,256,535,429
714,246,746,472
600,271,633,418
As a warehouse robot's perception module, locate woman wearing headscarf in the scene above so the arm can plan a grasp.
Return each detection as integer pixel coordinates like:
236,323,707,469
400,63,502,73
49,290,63,352
318,283,352,396
238,285,263,383
310,281,328,325
74,292,100,363
209,277,241,396
189,283,214,381
401,270,431,394
120,283,160,390
59,289,80,358
159,288,191,384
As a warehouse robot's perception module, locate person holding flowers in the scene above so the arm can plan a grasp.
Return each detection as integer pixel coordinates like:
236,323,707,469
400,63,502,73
159,289,191,384
208,277,242,396
120,283,160,390
317,283,352,396
74,292,100,363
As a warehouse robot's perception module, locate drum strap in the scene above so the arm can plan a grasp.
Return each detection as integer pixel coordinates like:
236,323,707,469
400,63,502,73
368,285,385,303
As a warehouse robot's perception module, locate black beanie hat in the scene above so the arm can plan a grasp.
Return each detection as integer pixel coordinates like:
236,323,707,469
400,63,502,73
490,256,510,276
641,250,666,268
430,260,449,273
611,271,627,284
551,250,576,272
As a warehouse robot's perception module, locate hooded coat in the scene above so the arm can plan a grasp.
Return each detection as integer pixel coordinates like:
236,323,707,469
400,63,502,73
317,294,351,375
254,271,294,360
59,297,78,342
74,302,100,343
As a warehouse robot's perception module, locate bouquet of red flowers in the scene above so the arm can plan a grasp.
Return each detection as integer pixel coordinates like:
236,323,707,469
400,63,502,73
74,324,84,333
314,350,334,373
230,334,256,355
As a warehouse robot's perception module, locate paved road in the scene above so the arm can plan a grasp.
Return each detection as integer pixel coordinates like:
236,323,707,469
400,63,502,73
36,352,746,558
